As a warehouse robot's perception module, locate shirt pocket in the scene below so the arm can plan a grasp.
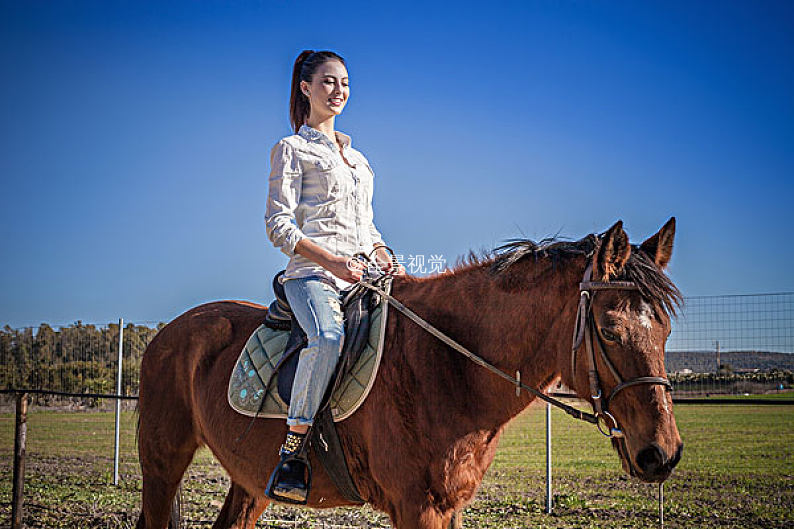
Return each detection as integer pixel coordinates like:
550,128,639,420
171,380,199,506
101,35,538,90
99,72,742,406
298,155,342,203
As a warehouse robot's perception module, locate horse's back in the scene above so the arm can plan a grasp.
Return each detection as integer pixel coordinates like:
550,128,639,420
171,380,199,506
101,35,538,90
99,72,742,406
139,300,267,422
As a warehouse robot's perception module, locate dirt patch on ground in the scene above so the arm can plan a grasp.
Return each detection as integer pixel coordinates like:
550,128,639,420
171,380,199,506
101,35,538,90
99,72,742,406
2,453,792,528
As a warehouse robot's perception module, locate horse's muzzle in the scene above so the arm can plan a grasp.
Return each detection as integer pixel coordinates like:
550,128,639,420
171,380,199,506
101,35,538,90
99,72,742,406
613,439,683,482
635,442,683,483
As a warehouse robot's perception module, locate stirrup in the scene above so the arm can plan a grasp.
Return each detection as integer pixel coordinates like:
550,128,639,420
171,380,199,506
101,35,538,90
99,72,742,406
265,432,312,504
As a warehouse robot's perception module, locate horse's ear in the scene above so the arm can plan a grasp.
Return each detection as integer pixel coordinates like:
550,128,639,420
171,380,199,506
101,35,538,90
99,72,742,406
640,217,676,270
593,220,631,281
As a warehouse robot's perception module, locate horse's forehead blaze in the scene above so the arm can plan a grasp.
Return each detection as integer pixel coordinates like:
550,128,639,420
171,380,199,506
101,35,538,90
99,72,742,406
637,301,654,330
610,298,667,358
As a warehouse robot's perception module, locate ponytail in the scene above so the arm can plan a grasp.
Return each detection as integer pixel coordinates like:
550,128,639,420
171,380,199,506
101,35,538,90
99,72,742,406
289,50,347,133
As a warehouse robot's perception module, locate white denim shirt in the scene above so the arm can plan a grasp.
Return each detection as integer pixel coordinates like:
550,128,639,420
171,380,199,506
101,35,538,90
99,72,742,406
265,124,385,290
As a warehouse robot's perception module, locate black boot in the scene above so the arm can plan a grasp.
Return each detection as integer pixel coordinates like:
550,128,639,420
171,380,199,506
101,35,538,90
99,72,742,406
265,431,311,504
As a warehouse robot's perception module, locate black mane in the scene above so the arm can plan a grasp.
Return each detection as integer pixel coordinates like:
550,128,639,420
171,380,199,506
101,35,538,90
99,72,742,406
486,234,682,316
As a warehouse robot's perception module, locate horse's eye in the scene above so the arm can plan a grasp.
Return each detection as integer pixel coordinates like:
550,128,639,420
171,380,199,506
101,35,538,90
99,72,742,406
600,328,620,343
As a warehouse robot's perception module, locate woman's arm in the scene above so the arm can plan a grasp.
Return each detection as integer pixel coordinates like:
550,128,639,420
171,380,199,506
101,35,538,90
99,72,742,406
265,140,307,257
294,239,365,283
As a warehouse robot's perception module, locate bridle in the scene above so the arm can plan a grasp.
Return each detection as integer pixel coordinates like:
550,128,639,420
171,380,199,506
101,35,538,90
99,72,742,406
572,263,672,439
355,245,672,444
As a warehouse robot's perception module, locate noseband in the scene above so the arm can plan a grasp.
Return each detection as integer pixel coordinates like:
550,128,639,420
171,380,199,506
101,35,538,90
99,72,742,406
572,264,672,438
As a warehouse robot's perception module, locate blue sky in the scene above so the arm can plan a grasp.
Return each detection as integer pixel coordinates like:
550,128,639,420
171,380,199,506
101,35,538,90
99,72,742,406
1,1,792,328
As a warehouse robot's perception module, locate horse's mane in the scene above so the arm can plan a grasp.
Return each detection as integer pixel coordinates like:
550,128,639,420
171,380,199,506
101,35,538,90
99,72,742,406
443,234,682,316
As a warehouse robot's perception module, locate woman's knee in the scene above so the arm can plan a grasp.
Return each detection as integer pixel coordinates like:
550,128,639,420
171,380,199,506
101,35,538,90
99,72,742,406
317,328,344,353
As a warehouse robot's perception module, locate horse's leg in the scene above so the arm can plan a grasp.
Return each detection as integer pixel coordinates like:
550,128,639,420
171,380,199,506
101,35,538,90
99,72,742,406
136,400,200,529
212,482,269,529
400,510,451,529
391,498,452,529
136,440,197,529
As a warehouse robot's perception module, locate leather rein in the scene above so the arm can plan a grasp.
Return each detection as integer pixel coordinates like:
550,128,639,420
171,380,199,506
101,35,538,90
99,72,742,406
356,247,672,440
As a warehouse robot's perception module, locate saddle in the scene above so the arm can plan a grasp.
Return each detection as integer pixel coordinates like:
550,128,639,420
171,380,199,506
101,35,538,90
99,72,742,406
262,270,376,407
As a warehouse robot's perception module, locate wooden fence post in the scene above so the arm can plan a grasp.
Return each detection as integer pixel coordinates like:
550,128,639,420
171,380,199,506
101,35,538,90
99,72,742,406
12,392,28,529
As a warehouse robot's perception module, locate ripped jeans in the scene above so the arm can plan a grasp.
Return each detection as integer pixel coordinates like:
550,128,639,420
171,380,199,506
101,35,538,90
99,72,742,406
282,276,345,426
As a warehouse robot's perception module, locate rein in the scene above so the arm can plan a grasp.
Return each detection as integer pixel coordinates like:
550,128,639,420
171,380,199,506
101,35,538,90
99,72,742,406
356,246,671,440
357,278,598,425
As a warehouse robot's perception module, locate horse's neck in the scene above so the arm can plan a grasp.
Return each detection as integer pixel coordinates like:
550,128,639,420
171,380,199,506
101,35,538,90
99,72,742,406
393,257,585,432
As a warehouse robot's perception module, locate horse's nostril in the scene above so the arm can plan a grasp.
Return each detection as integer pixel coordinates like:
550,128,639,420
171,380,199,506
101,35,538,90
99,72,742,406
669,443,683,469
636,444,666,474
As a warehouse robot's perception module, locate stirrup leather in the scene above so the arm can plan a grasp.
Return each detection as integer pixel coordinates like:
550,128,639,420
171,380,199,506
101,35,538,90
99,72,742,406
265,432,312,504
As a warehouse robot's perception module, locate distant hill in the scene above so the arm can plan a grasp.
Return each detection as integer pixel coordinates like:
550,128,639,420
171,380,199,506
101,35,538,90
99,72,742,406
666,350,794,373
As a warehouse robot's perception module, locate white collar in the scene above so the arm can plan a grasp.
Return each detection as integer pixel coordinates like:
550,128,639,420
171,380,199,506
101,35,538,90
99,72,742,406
298,124,352,151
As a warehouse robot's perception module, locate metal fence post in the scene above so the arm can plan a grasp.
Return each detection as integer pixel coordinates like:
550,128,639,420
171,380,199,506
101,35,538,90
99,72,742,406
545,402,552,514
659,482,664,528
113,318,123,485
12,392,28,529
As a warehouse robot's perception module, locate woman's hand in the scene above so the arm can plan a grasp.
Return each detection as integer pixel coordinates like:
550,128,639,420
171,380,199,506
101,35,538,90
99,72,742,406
373,245,406,276
294,239,404,282
325,254,366,283
295,239,365,283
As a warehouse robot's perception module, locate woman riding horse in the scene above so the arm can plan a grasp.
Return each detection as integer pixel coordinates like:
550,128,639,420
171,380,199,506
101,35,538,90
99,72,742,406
264,49,405,502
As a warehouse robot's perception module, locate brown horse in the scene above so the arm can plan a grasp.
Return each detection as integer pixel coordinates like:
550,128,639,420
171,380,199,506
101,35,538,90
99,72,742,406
136,219,683,529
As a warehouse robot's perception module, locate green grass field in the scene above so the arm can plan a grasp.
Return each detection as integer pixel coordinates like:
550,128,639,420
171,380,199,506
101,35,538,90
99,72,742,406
1,403,792,528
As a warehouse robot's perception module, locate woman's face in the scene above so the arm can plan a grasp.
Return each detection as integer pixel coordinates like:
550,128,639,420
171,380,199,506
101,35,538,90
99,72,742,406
301,60,349,120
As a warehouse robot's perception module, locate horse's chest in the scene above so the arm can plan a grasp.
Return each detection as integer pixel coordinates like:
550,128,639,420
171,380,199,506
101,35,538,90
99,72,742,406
436,430,501,505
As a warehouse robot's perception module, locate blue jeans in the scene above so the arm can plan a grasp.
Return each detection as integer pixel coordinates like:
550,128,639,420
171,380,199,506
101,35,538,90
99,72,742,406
283,276,345,426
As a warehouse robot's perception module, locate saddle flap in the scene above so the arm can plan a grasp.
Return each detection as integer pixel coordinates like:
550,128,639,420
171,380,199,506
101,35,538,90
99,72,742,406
228,276,391,422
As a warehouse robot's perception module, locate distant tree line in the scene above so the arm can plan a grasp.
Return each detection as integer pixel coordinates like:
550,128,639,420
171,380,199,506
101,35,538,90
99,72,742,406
2,322,792,406
669,370,793,396
0,322,164,402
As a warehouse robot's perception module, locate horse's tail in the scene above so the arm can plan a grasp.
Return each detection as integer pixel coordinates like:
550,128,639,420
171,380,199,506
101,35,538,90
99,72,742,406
134,483,182,529
169,484,183,529
134,398,140,450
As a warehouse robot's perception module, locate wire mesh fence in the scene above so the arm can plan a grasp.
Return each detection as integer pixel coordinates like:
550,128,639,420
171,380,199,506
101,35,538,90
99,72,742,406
0,321,161,407
1,293,793,526
666,293,794,395
668,293,794,354
3,293,792,400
